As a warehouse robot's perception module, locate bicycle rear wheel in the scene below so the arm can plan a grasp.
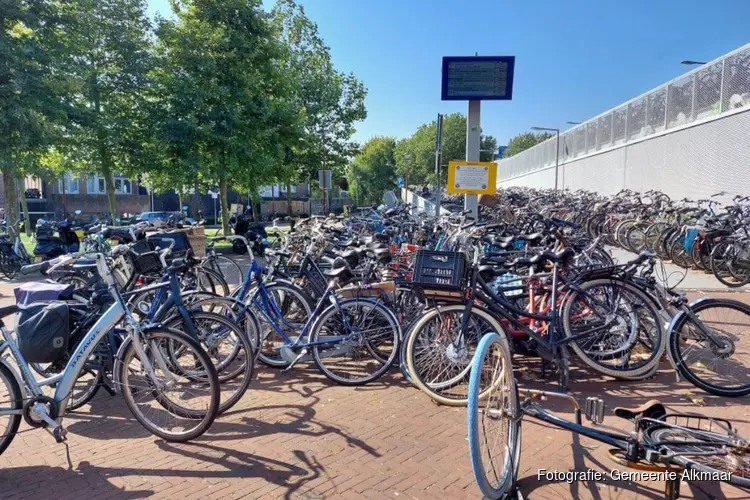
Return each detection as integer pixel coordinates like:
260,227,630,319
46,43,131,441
644,426,750,488
669,299,750,397
115,327,220,442
0,362,22,456
467,332,521,500
311,298,400,385
165,311,254,414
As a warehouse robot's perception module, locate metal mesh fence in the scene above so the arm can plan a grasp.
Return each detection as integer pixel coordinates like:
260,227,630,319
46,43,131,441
498,43,750,181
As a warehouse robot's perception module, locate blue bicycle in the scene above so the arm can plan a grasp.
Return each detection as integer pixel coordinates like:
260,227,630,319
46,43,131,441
230,243,401,385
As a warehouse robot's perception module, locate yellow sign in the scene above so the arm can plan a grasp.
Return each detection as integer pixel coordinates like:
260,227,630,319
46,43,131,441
447,161,497,195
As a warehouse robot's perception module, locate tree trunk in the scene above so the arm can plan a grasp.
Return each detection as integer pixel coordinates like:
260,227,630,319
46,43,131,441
17,176,31,236
286,180,293,216
98,153,118,224
219,176,230,236
2,168,19,228
92,75,118,224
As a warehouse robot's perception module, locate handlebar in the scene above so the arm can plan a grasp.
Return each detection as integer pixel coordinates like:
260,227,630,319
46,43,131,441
20,261,48,275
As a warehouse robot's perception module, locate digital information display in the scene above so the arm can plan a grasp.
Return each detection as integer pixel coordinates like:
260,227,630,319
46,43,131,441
441,56,515,101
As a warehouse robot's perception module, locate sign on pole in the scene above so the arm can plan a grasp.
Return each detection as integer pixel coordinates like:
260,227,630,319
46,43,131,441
441,55,515,220
318,169,332,190
397,177,404,189
447,161,497,195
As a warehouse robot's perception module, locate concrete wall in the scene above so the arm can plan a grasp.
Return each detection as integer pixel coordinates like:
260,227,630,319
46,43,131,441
498,108,750,198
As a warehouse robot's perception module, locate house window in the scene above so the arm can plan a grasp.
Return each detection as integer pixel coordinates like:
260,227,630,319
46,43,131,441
114,176,131,195
86,174,132,194
58,173,79,194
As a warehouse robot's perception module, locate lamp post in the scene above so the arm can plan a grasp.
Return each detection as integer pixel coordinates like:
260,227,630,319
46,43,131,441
681,60,707,66
566,121,581,125
531,126,560,191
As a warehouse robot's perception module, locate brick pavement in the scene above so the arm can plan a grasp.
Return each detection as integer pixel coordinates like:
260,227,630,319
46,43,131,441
0,281,749,499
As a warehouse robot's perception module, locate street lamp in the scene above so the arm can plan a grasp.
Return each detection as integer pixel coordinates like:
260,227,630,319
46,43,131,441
566,121,581,125
681,60,707,66
531,126,561,191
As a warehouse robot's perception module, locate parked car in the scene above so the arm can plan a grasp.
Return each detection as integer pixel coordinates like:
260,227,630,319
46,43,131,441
135,211,175,227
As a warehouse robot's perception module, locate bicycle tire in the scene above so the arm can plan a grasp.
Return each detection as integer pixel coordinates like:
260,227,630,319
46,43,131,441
204,255,244,292
405,305,506,406
164,311,254,414
467,333,521,500
643,426,750,489
668,298,750,397
310,298,400,385
710,241,749,287
561,278,665,380
115,327,220,442
0,362,22,456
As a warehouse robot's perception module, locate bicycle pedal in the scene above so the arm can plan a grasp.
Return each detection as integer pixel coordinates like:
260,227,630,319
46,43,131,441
53,426,68,443
584,397,606,424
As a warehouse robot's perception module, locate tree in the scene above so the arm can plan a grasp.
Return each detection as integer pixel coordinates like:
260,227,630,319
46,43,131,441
1,0,70,227
503,132,553,158
54,0,156,222
394,113,498,187
270,0,366,215
153,0,301,231
347,137,396,205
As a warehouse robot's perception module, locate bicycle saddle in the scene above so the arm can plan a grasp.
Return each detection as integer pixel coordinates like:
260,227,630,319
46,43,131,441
529,247,575,264
265,249,291,258
324,257,353,281
613,400,665,421
519,233,543,242
0,304,19,320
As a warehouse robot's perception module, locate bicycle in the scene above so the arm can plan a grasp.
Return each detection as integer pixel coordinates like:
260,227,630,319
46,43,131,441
404,248,664,405
245,253,401,385
467,332,750,500
0,248,221,456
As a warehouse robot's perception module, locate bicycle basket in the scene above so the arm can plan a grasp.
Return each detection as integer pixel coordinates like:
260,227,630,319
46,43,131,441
299,256,328,297
113,240,161,289
16,302,70,363
412,250,467,290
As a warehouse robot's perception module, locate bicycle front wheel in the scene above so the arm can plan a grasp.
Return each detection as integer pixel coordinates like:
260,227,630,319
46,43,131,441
115,327,220,442
669,299,750,397
467,332,521,500
204,255,244,293
405,305,506,406
562,278,664,380
311,298,400,385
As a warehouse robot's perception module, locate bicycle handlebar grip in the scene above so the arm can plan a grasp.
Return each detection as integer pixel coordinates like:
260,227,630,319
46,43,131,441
20,261,48,275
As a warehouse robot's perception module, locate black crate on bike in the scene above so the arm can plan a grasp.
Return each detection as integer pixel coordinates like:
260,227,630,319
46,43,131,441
129,239,162,274
412,250,467,290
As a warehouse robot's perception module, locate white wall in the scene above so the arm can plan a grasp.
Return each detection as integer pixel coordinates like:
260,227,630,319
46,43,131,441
498,109,750,199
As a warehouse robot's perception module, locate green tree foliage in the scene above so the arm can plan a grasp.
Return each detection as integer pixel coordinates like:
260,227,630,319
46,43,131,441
348,137,396,205
394,113,498,186
153,0,301,231
1,0,70,225
503,132,553,158
51,0,157,221
270,0,366,213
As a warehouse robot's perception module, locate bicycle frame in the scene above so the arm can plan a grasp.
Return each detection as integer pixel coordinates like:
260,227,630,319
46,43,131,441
0,262,152,420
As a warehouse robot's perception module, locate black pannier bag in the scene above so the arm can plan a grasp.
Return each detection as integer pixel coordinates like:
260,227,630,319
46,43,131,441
16,302,70,363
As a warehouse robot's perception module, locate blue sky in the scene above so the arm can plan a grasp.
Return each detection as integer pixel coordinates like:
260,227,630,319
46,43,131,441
147,0,750,146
